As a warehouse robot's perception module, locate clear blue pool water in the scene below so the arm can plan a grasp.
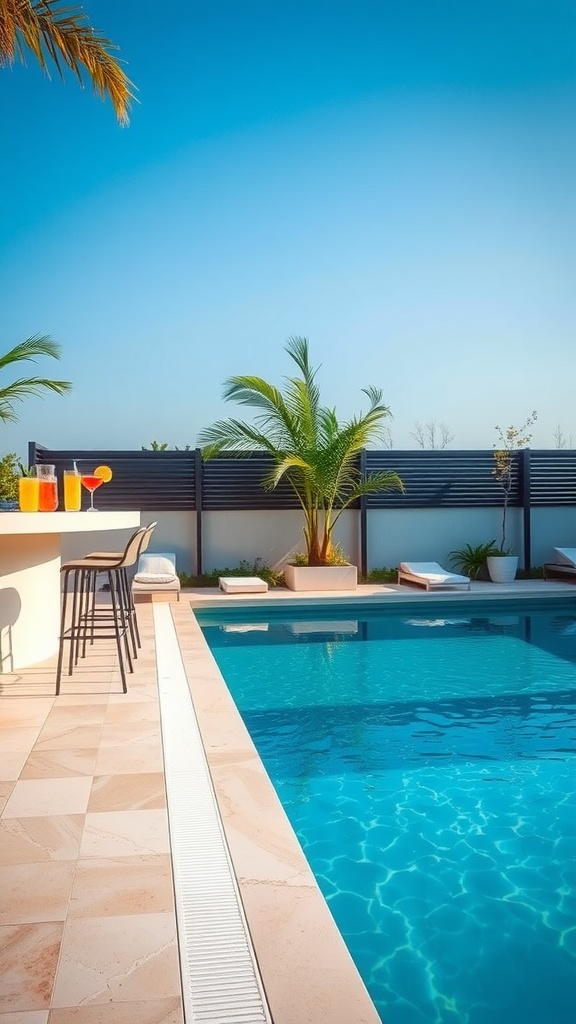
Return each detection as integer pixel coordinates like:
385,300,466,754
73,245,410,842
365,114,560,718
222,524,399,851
197,598,576,1024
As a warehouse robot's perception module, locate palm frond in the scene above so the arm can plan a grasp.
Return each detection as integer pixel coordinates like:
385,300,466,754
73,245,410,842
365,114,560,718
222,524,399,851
198,418,280,458
0,333,62,370
0,376,71,421
0,0,135,124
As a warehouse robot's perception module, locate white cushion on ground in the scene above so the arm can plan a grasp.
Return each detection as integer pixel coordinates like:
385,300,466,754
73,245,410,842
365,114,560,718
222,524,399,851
219,576,268,593
552,547,576,567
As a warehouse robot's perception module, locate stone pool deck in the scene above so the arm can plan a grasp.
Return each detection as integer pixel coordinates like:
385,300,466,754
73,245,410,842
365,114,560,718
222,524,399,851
0,579,574,1023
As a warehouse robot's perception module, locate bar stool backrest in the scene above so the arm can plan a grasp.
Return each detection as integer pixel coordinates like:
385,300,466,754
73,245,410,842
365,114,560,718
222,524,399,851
136,522,157,563
112,527,148,570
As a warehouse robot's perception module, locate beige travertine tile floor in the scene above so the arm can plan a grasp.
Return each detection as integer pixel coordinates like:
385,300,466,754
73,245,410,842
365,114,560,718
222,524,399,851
2,578,574,1024
0,603,184,1024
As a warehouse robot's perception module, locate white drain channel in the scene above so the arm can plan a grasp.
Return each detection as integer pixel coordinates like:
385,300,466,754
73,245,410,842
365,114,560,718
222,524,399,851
153,604,272,1024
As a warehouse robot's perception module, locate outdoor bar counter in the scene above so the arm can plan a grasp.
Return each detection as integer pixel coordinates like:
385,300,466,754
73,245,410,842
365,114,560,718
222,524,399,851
0,510,140,672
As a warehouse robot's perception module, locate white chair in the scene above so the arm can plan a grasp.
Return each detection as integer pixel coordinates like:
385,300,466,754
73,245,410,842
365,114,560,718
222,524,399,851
397,561,471,591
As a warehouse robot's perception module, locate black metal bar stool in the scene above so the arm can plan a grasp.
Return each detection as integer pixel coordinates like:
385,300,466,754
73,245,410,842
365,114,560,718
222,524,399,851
84,521,157,657
56,527,148,694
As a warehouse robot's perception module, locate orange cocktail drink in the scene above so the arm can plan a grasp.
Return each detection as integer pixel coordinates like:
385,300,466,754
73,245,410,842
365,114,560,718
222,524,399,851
38,479,58,511
35,464,59,511
64,470,82,511
19,476,40,512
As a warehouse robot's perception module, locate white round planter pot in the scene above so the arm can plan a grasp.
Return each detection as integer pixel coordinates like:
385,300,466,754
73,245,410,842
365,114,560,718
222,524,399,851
486,555,519,583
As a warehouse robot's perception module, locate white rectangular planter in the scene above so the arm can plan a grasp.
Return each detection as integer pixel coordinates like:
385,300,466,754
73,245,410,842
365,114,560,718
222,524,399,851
283,563,358,592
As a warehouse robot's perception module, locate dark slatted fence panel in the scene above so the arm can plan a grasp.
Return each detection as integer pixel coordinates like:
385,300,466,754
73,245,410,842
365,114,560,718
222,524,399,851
31,447,195,511
530,450,576,506
202,455,301,510
30,445,576,511
364,450,520,508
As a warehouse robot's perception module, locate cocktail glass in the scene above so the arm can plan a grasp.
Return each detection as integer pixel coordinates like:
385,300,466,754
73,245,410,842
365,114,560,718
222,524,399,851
81,474,104,511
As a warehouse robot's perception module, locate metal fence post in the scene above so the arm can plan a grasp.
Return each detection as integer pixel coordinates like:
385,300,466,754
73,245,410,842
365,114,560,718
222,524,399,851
195,447,203,576
522,448,532,571
360,449,368,578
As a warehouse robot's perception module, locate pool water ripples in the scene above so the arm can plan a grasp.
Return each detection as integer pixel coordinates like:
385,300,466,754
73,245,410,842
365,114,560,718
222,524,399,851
199,601,576,1024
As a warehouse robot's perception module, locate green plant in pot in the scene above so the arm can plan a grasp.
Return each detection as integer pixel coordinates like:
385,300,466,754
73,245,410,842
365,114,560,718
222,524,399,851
488,411,537,583
199,336,404,589
449,541,501,581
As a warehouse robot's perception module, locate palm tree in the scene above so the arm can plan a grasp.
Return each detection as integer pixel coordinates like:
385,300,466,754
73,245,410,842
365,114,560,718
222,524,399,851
0,333,72,423
0,0,135,124
199,336,404,566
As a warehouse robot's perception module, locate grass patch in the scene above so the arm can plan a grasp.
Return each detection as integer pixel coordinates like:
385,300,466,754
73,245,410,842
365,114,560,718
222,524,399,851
517,566,544,579
361,567,398,584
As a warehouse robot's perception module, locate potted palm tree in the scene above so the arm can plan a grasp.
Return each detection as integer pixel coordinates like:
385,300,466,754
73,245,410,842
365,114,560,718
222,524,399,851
487,412,537,583
199,337,404,590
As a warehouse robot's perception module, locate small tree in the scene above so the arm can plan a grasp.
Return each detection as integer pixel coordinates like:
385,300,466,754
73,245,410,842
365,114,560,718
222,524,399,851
141,441,191,451
410,420,454,449
553,424,574,449
492,411,537,553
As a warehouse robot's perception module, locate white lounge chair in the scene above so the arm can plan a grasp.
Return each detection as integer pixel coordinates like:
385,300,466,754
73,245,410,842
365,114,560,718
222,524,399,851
398,561,471,591
543,547,576,583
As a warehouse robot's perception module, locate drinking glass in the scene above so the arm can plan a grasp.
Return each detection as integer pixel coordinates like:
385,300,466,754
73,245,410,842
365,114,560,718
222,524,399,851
64,470,82,511
80,473,104,511
19,473,39,512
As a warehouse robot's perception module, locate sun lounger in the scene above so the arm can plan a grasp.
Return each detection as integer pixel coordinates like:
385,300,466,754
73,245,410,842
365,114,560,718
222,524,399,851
398,561,471,591
544,548,576,583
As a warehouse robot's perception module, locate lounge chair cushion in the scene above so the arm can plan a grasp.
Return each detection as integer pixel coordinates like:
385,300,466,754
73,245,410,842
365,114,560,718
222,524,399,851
552,547,576,567
399,562,470,585
134,552,178,584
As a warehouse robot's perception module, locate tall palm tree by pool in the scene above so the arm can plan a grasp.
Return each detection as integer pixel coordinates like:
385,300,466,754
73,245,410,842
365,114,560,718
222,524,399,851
200,336,403,566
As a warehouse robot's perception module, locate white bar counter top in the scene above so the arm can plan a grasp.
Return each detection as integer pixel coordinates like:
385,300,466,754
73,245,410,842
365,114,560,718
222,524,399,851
0,510,140,535
0,510,141,672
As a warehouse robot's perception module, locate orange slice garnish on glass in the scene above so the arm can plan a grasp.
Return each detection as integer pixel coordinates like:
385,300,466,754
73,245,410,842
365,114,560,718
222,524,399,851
93,465,113,483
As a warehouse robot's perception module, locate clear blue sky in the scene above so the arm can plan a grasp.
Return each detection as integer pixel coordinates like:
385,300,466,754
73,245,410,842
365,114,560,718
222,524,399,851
1,0,574,457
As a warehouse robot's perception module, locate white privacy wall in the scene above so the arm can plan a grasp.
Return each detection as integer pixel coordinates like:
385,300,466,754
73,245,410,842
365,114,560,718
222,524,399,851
57,507,576,574
201,510,360,572
366,508,524,569
59,511,197,573
531,508,576,567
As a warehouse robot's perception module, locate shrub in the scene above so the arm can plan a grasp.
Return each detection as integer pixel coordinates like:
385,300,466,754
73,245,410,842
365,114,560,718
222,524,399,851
0,453,19,502
449,541,501,580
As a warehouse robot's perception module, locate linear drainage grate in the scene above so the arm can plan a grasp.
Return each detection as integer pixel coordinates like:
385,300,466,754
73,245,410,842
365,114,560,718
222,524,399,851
153,604,272,1024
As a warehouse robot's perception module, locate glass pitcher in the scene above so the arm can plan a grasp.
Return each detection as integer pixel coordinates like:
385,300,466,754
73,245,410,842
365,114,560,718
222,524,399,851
36,464,59,512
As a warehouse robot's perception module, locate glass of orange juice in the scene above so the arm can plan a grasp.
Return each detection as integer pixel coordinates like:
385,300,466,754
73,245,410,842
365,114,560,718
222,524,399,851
63,469,82,511
19,473,39,512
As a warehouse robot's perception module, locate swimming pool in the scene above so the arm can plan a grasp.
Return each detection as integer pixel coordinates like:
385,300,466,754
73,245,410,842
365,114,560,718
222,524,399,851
197,599,576,1024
